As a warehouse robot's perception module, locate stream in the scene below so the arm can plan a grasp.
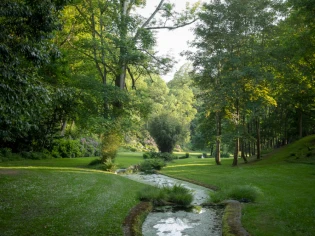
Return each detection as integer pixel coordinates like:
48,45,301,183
123,174,224,236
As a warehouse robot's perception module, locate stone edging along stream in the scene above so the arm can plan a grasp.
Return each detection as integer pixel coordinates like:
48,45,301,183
122,173,250,236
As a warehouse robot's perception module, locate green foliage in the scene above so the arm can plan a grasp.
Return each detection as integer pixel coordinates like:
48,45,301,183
138,184,193,207
101,158,116,172
0,0,69,151
143,151,176,162
88,158,102,166
163,184,194,207
210,185,262,203
139,159,166,173
137,186,168,205
52,139,82,158
100,131,121,162
148,113,183,153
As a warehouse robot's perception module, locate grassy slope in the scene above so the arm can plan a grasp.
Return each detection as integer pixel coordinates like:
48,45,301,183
160,135,315,236
0,158,150,236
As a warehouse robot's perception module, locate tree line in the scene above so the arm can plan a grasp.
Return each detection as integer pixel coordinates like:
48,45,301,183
0,0,314,166
187,0,315,165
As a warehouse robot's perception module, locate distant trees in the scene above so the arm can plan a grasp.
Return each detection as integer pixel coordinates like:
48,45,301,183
187,0,315,165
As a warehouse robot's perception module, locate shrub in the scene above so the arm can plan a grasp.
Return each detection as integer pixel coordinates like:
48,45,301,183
89,158,102,166
164,185,193,207
138,185,193,207
52,139,82,158
0,148,12,158
148,113,183,153
101,132,121,162
139,159,166,173
228,185,262,202
101,158,116,172
80,137,100,157
138,186,167,205
221,153,230,158
143,152,150,159
30,152,43,160
143,152,175,162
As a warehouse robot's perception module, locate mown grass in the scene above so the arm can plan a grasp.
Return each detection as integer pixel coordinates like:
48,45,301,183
159,135,315,236
0,158,151,236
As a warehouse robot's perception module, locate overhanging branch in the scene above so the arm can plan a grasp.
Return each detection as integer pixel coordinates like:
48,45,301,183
144,18,198,30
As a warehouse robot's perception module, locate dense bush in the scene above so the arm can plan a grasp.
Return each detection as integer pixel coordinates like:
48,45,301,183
80,137,100,157
51,139,82,158
148,113,183,153
139,159,166,173
142,152,176,162
88,158,102,166
101,158,116,172
177,152,190,159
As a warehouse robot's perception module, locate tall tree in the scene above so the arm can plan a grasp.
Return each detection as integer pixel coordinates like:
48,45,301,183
187,0,279,165
0,0,69,150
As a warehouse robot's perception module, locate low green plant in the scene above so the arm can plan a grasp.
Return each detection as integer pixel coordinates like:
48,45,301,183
52,139,82,158
143,152,150,159
102,158,116,172
100,132,121,162
221,152,230,158
0,148,12,157
139,159,166,173
89,158,102,166
142,152,175,161
228,185,262,202
164,184,193,206
138,186,167,205
210,185,262,203
138,184,193,207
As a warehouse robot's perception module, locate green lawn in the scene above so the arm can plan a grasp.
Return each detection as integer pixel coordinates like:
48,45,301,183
0,158,150,236
1,136,315,236
159,135,315,236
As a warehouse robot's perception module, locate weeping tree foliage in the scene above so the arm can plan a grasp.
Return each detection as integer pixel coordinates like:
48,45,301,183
148,113,183,153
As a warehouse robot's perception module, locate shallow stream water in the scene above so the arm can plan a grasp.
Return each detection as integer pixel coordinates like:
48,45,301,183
123,174,223,236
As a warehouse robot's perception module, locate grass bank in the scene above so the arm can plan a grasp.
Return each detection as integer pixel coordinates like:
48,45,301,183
0,158,150,236
159,135,315,236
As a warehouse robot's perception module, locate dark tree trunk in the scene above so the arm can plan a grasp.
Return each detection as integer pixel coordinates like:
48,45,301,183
256,117,261,159
299,110,303,138
215,112,222,165
232,137,239,166
61,120,67,136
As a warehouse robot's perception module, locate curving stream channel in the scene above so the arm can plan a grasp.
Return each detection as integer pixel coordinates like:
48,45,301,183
123,174,223,236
